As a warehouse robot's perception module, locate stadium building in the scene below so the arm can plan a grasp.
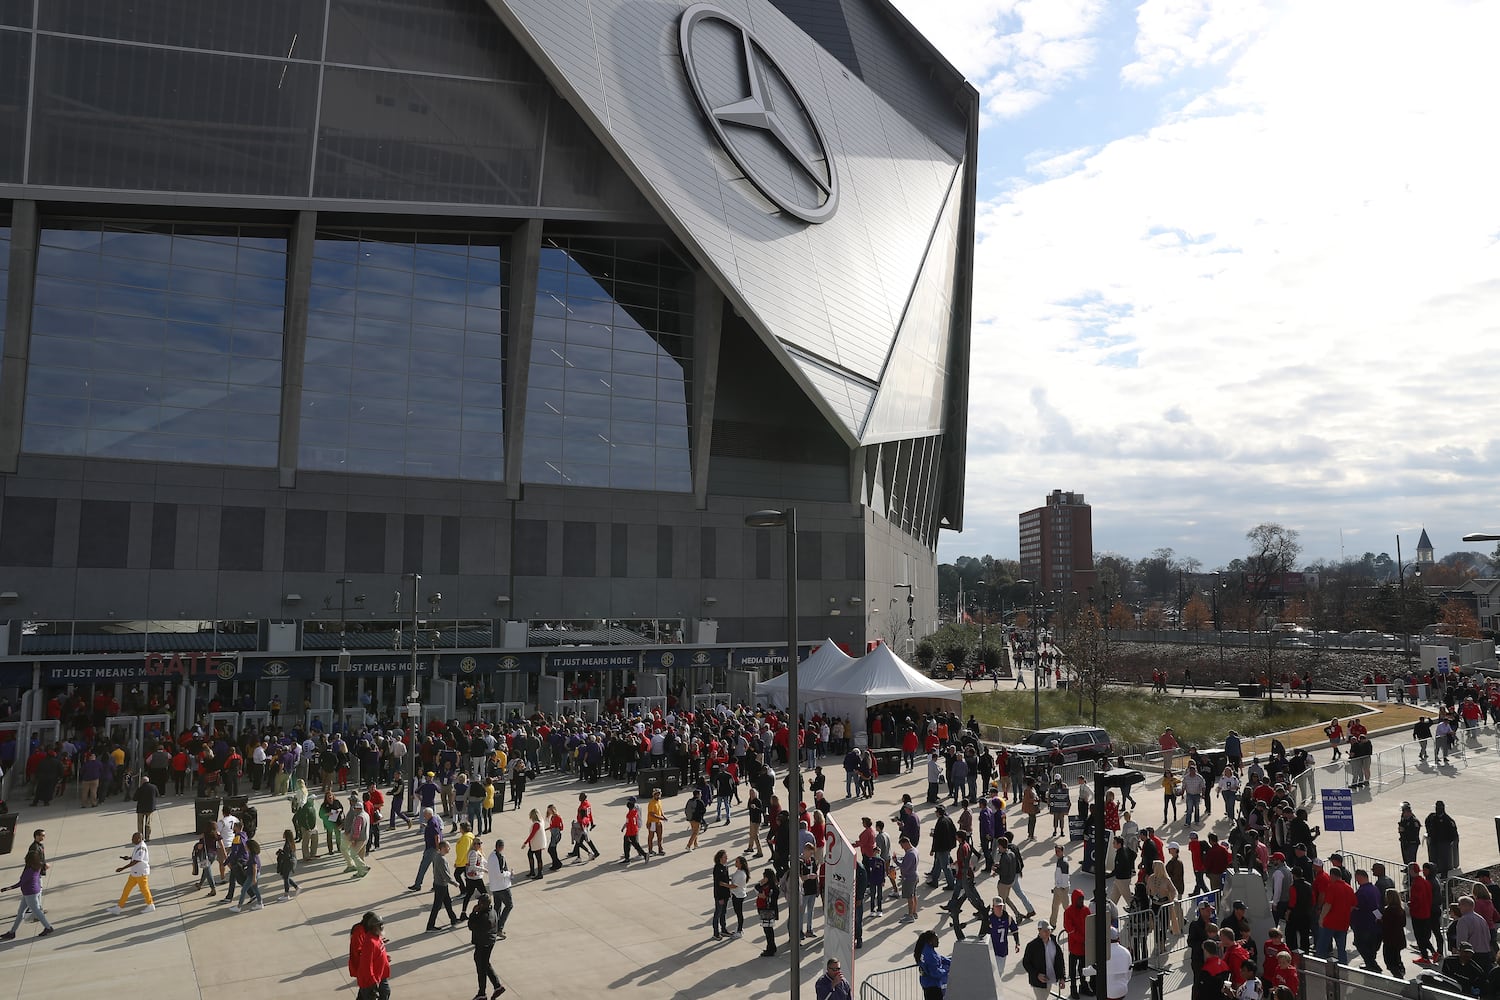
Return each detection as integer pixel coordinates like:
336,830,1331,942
0,0,976,726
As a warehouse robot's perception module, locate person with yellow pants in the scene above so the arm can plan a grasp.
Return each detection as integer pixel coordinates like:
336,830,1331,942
111,832,155,913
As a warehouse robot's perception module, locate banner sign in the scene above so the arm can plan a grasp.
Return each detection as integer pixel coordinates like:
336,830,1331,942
545,649,640,671
41,652,241,684
641,647,729,671
731,644,815,669
823,817,858,988
1321,788,1355,832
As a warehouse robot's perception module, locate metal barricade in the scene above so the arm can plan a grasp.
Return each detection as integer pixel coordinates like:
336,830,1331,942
859,964,923,1000
1299,953,1468,1000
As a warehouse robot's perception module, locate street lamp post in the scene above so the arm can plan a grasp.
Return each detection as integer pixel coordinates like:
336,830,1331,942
746,508,802,1000
333,577,364,717
1016,579,1040,730
399,572,438,806
1212,572,1225,669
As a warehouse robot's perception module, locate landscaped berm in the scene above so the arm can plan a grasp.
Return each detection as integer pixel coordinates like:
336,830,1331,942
963,689,1364,751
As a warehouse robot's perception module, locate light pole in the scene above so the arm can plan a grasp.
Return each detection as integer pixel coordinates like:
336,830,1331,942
745,507,802,1000
399,573,438,806
1212,572,1225,669
332,577,364,717
1016,579,1040,729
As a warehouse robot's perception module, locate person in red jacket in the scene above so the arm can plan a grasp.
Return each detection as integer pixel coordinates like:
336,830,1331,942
1268,950,1299,994
1408,862,1438,963
348,911,391,999
1062,889,1091,996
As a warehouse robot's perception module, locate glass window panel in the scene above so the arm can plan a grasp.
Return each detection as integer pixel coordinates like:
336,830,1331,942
39,0,324,57
25,394,92,429
299,231,505,479
30,37,318,196
523,236,693,493
314,68,546,206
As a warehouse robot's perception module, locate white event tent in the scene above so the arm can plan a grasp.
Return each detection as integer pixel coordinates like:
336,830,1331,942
755,641,961,742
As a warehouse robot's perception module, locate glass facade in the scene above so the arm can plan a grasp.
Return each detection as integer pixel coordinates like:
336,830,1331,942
23,222,287,465
523,237,692,492
37,0,324,57
314,67,547,205
0,30,25,184
29,34,320,195
300,231,506,480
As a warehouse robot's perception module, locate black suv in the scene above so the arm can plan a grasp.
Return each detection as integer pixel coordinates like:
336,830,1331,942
1008,725,1114,765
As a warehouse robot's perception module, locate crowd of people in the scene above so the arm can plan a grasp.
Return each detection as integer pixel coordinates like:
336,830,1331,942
9,656,1500,1000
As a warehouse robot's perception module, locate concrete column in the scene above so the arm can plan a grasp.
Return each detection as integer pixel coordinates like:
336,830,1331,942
0,200,39,473
503,219,544,499
278,210,317,488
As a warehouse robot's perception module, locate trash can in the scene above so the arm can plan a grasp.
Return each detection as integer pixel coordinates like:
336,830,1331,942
1236,683,1262,699
195,796,222,835
0,813,17,855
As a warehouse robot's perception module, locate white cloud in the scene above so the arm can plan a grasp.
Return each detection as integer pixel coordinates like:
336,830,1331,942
950,0,1500,568
889,0,1107,119
1122,0,1272,86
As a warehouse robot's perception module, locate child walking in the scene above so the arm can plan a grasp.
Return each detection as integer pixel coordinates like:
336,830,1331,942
276,830,301,900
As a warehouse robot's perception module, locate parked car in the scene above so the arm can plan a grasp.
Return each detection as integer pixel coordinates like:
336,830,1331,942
1008,725,1114,767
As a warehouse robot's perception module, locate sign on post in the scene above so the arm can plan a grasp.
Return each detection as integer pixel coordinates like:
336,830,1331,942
1437,653,1452,674
823,818,857,987
1321,788,1355,832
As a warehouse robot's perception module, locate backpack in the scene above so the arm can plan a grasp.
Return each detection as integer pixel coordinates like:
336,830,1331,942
276,847,296,877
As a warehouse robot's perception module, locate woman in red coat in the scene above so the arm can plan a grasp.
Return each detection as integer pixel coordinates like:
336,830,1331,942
348,911,391,1000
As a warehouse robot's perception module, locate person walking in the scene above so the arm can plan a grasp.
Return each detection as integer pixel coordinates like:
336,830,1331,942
110,832,155,914
1021,921,1065,1000
755,866,781,957
545,804,565,872
466,892,507,999
134,775,158,841
1,830,55,939
458,836,490,919
646,788,668,856
488,840,514,940
917,928,953,999
568,792,601,862
231,839,265,912
1381,886,1408,978
621,796,650,863
426,841,460,931
799,843,820,940
276,829,302,900
522,809,545,880
348,911,392,1000
409,808,444,891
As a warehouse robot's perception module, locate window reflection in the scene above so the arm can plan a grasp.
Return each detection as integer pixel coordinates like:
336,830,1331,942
0,223,8,387
523,237,692,492
23,222,286,466
299,230,505,480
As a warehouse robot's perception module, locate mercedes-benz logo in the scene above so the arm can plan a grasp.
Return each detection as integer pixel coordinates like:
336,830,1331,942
679,3,838,223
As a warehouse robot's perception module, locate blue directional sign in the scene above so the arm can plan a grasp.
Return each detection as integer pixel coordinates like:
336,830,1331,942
1321,788,1355,832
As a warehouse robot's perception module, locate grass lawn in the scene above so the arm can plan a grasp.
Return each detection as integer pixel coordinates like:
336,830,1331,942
963,689,1363,752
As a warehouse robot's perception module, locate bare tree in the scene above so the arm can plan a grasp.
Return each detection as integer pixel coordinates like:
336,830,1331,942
1059,606,1111,723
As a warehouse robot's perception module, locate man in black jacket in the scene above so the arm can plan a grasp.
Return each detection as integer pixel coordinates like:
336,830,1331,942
1398,802,1422,865
1022,921,1065,998
927,805,958,890
1186,900,1213,976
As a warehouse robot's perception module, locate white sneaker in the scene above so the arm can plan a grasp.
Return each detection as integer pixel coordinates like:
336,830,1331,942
143,905,156,913
277,895,288,902
108,905,123,915
252,901,263,911
229,906,240,913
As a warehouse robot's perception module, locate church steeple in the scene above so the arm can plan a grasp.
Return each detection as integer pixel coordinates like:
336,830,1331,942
1416,527,1435,564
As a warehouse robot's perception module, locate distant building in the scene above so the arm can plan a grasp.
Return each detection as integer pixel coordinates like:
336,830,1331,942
1417,528,1435,565
1019,490,1098,597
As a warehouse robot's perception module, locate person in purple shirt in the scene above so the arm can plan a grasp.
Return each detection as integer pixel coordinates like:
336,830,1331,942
1351,868,1384,972
407,808,444,891
1,830,54,939
79,752,104,808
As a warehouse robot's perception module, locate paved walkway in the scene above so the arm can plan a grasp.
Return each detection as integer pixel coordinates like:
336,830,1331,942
0,714,1486,999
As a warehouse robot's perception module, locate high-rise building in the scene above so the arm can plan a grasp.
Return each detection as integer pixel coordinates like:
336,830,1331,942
1019,490,1098,596
0,0,976,711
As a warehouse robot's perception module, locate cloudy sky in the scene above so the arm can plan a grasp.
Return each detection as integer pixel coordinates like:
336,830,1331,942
888,0,1500,570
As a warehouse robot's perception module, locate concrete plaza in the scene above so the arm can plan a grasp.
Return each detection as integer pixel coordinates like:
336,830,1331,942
1,704,1496,999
